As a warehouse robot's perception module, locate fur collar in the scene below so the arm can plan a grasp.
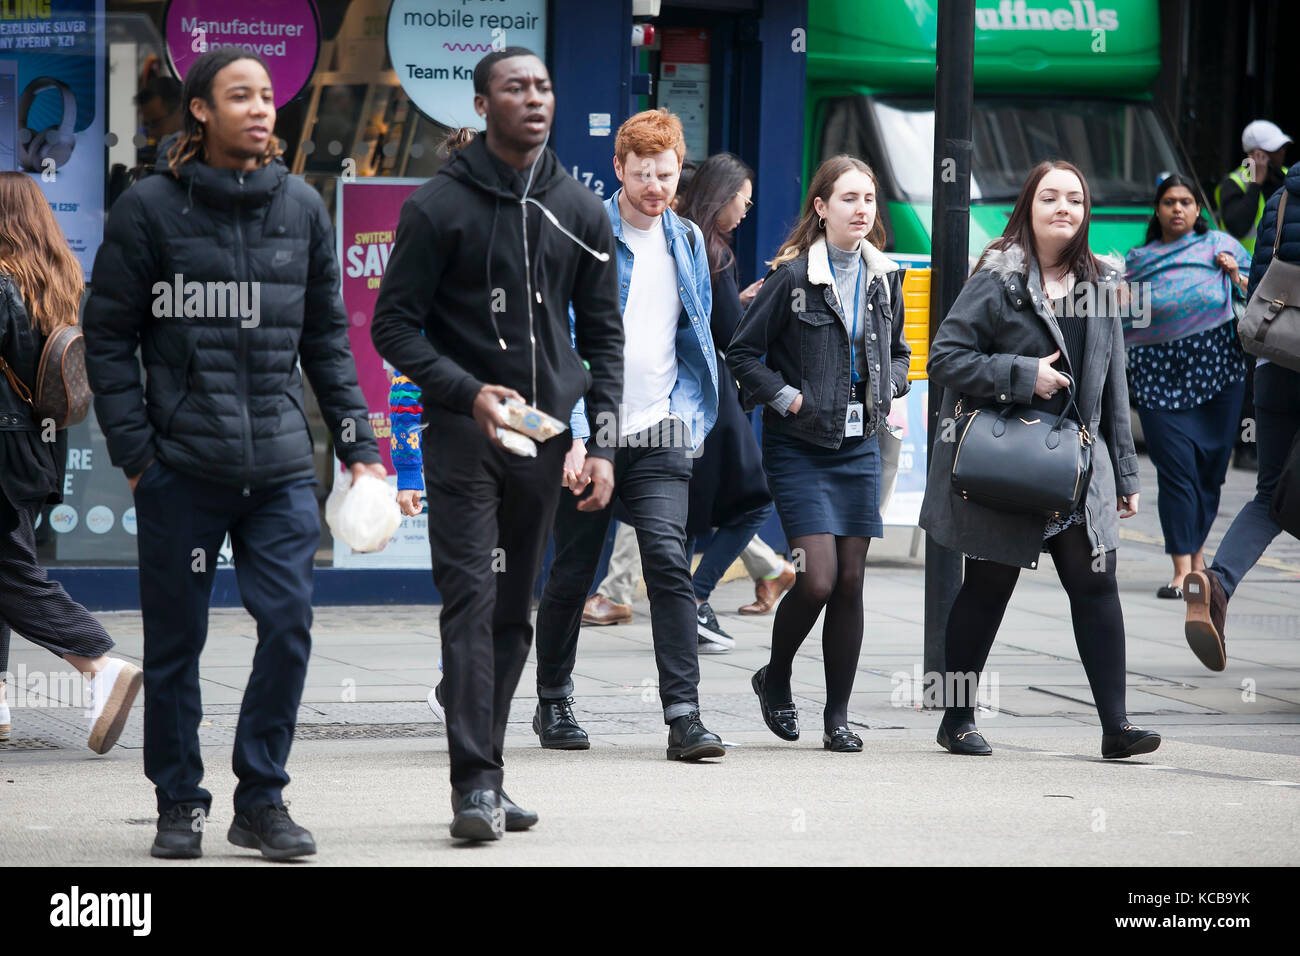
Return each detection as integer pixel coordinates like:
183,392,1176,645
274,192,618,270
806,236,899,287
978,242,1124,283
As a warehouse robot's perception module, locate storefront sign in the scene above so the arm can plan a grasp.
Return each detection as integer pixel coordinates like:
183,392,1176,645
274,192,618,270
386,0,547,129
334,177,431,570
164,0,321,108
0,0,106,279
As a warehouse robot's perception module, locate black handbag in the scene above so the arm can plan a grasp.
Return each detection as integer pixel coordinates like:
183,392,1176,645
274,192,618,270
1268,429,1300,540
950,375,1095,516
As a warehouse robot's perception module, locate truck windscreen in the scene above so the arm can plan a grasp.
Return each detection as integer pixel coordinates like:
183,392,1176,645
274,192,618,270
868,95,1182,205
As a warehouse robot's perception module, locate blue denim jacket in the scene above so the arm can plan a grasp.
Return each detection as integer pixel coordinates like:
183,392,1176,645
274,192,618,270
569,191,718,451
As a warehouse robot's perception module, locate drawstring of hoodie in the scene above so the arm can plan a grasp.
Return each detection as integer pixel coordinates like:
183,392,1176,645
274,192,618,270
478,133,611,401
484,196,505,350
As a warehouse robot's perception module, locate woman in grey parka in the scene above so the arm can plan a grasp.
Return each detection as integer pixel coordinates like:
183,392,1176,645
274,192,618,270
919,160,1161,760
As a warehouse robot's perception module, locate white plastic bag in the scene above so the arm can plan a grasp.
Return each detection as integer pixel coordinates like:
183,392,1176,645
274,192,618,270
326,472,401,553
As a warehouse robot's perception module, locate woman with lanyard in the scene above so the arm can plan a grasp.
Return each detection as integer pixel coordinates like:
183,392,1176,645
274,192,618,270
728,154,911,752
1124,174,1251,599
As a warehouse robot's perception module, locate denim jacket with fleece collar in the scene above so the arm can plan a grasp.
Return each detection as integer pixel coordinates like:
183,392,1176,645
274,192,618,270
569,190,718,451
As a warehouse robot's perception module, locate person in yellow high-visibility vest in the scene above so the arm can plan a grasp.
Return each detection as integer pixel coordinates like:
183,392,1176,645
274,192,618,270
1216,120,1291,254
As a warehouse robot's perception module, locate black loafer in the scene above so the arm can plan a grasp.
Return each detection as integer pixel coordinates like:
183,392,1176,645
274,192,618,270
532,697,591,750
666,710,726,760
1102,724,1161,759
936,721,992,755
498,790,538,831
751,666,799,741
1157,585,1183,599
449,789,504,841
823,726,863,752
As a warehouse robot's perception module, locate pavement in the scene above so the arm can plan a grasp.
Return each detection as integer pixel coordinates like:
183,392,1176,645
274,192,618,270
2,452,1298,866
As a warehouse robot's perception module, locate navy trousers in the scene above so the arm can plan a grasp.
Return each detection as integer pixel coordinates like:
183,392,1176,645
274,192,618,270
1211,363,1300,596
1138,379,1246,555
133,461,318,814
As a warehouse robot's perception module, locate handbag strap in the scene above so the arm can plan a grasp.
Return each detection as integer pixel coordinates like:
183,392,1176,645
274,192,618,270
0,353,34,408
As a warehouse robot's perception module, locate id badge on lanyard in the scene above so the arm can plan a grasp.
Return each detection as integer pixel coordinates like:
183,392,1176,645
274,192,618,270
831,248,865,438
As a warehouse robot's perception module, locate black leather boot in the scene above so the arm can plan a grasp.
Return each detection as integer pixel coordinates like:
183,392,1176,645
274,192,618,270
532,697,591,750
666,710,726,761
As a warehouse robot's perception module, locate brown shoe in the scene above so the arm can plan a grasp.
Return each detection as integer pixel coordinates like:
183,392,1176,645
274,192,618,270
582,594,632,626
1184,570,1227,672
738,562,796,615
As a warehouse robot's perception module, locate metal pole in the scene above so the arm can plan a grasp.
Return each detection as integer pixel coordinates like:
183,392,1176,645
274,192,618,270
923,0,975,700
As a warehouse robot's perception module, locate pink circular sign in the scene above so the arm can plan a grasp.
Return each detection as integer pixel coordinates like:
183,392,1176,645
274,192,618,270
164,0,321,109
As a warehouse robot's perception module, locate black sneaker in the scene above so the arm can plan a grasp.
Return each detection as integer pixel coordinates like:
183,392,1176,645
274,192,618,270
151,803,206,859
696,602,735,654
666,710,726,761
228,803,317,861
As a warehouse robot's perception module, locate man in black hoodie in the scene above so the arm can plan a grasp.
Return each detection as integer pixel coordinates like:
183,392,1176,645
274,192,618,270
371,48,623,842
84,49,382,861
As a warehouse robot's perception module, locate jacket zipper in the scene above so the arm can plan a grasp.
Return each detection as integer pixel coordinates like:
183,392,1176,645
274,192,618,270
235,170,253,496
520,201,538,405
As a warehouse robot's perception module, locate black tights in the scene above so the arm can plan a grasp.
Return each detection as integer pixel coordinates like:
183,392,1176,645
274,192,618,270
942,524,1129,735
763,534,870,732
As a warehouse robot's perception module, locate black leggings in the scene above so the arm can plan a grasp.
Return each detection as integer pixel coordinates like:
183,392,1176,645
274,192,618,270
942,523,1129,735
762,534,870,732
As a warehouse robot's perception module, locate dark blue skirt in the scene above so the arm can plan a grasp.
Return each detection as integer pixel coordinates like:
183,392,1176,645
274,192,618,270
762,429,883,539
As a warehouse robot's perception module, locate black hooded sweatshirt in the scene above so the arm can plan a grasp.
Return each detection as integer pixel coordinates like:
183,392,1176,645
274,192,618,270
371,135,623,460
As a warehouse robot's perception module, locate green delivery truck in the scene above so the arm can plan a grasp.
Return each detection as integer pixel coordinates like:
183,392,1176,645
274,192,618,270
805,0,1186,260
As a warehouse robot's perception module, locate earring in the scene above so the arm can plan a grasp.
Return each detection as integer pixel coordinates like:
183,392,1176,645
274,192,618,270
818,217,826,230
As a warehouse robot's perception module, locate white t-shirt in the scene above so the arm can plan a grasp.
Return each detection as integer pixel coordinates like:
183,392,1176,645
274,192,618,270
619,216,679,438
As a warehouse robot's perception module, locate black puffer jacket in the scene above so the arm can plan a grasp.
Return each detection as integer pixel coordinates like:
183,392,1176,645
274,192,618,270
84,138,378,489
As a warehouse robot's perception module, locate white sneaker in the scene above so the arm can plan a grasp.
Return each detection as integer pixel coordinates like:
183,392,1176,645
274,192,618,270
427,683,445,722
86,658,143,754
0,702,10,742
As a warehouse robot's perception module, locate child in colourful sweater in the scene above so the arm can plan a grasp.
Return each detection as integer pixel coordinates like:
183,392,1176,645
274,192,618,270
388,372,425,516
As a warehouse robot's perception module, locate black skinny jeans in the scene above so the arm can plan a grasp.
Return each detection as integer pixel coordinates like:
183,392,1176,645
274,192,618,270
943,523,1130,735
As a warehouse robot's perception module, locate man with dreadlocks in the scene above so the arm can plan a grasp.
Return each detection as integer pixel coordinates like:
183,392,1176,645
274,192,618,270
84,48,382,861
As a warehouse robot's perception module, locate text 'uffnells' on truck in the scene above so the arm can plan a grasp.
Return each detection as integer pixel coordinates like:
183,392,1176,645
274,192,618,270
805,0,1188,263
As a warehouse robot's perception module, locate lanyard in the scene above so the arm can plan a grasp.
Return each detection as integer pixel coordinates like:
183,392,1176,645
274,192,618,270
828,247,863,384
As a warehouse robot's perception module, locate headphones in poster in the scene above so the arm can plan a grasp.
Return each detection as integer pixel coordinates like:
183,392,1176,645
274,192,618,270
18,77,76,172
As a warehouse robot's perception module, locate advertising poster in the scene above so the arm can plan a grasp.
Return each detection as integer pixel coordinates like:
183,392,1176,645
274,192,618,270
164,0,321,109
334,176,429,569
881,380,928,526
0,0,106,279
386,0,547,129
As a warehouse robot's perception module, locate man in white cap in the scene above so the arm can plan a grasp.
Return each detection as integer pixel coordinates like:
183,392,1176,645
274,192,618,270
1217,119,1291,254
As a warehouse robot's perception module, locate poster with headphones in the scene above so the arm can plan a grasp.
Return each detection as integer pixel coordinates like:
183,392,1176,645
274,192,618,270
0,0,106,280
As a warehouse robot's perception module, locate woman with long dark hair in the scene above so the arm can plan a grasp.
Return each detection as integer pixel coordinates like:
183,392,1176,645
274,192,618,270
0,172,140,752
919,160,1159,759
674,152,783,649
1124,174,1250,599
728,155,911,752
